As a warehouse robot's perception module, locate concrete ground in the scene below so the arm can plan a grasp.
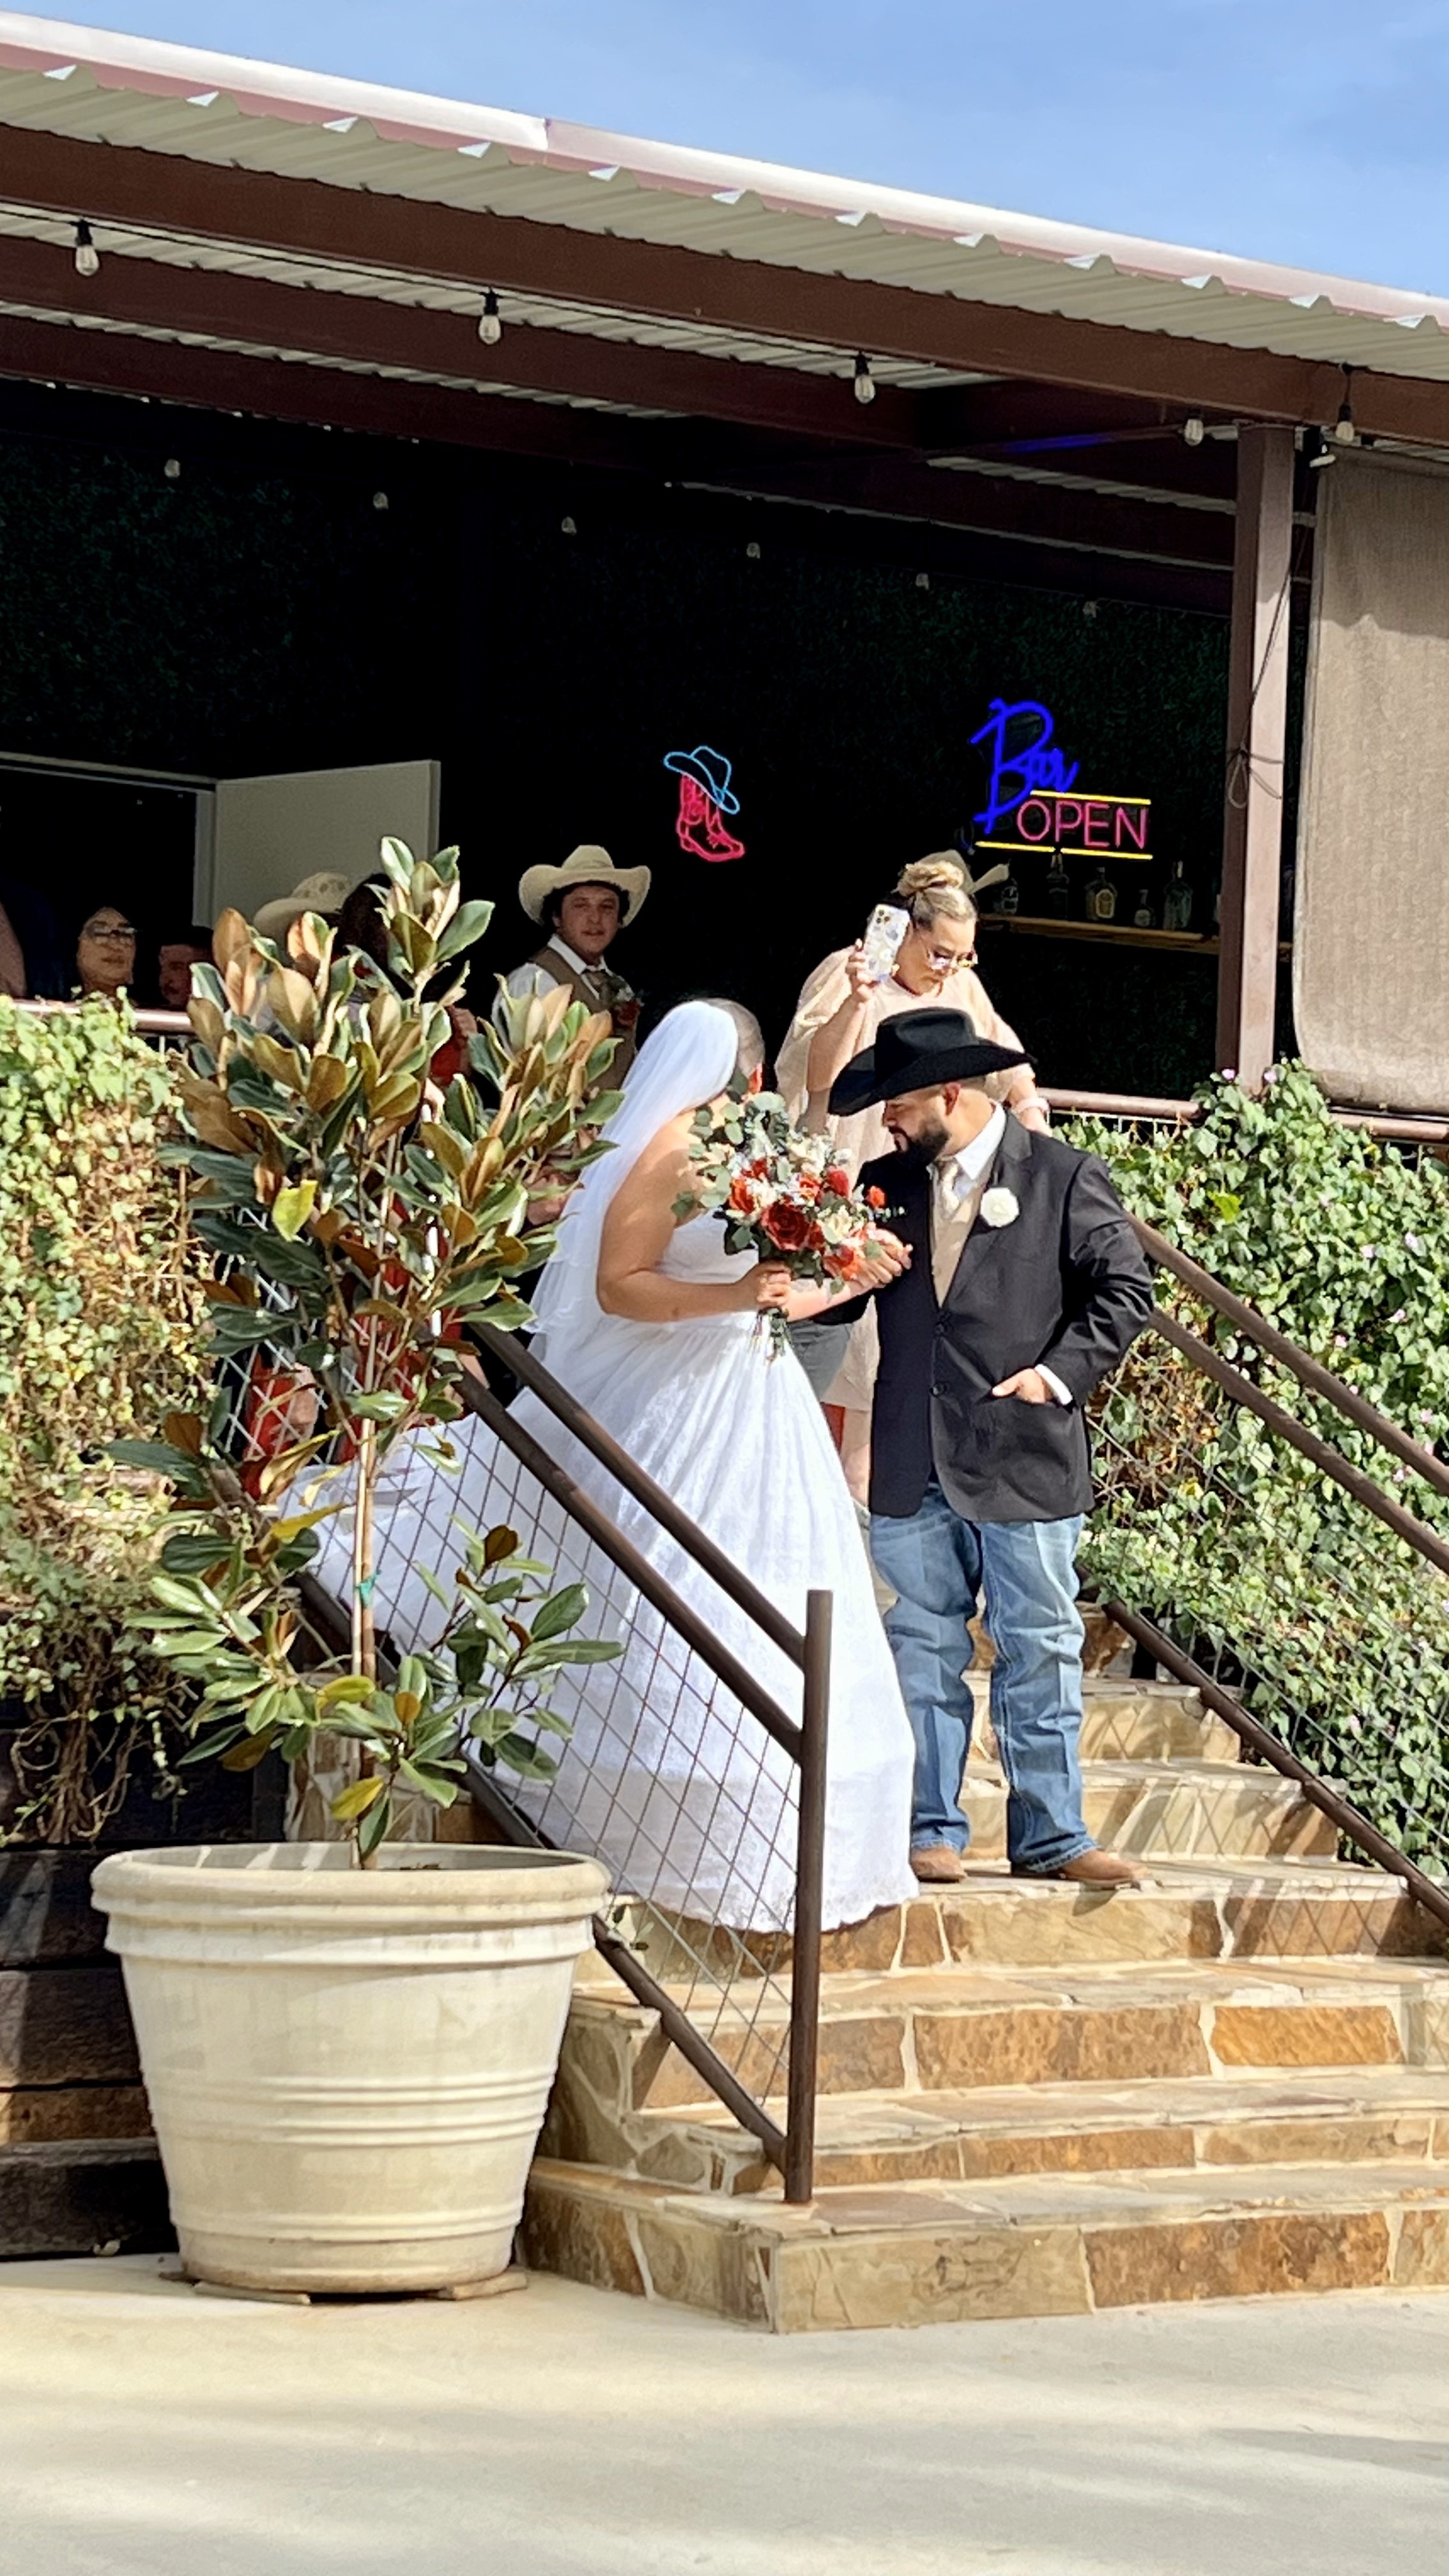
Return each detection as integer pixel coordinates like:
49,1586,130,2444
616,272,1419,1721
0,2259,1444,2576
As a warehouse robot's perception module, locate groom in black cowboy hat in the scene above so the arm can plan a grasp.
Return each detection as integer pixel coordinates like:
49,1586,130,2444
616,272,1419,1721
819,1006,1154,1887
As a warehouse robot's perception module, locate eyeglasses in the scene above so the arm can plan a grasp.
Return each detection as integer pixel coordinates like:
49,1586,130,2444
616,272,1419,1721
84,924,136,942
924,945,976,972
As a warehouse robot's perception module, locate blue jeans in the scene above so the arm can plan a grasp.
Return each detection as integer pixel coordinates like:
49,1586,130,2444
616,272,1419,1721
869,1483,1092,1874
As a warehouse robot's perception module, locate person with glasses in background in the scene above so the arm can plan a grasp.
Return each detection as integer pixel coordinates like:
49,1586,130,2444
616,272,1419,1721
776,853,1050,1494
74,906,137,1001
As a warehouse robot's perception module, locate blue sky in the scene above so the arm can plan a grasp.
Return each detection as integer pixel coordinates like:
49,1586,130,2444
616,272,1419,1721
81,3,1449,293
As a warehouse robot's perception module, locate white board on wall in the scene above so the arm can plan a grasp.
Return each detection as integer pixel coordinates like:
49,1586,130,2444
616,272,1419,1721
195,760,441,923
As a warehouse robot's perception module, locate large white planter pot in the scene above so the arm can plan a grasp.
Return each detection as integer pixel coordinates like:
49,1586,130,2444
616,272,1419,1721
91,1841,608,2294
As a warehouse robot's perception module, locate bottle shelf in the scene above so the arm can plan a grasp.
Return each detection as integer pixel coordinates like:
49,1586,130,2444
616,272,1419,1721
977,914,1218,953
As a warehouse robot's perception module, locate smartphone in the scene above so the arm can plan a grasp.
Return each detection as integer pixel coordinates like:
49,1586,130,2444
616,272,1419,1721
860,903,910,985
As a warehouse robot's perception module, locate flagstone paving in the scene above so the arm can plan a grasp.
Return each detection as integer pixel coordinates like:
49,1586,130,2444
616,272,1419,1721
525,1646,1449,2331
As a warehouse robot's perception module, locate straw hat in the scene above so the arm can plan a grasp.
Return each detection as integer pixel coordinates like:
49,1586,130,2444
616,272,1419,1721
253,871,354,940
518,844,650,927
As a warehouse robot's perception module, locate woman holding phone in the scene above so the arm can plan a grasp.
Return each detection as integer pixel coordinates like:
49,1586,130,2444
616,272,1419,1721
776,853,1050,1475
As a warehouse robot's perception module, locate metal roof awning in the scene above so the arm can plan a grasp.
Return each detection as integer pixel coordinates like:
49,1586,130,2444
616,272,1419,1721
0,8,1445,399
0,7,1439,615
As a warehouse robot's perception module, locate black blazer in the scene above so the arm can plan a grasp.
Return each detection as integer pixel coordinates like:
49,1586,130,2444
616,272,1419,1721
825,1114,1154,1524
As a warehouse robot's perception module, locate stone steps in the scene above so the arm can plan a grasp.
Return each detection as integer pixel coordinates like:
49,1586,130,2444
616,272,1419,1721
555,1954,1449,2136
962,1759,1333,1859
626,1859,1444,1984
523,2155,1449,2331
520,1602,1449,2330
647,2066,1449,2192
970,1680,1238,1767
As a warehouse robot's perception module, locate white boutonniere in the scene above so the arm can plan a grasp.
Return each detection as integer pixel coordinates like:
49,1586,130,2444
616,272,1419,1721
979,1187,1020,1229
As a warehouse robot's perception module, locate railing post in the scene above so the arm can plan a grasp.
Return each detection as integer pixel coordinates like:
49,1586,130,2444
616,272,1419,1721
785,1587,830,2205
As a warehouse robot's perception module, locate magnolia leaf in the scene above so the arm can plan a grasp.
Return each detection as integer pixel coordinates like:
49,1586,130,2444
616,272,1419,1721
356,1789,394,1859
220,1729,280,1772
330,1774,387,1821
433,900,494,965
529,1581,588,1643
484,1524,519,1567
314,1674,378,1712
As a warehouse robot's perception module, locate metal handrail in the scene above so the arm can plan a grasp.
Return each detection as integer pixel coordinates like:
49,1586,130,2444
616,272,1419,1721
1137,1220,1449,1512
471,1321,806,1666
301,1392,832,2202
1108,1263,1449,1917
454,1361,831,2205
1101,1594,1449,1932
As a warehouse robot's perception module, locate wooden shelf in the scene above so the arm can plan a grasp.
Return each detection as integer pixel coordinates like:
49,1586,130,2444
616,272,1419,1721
977,913,1218,953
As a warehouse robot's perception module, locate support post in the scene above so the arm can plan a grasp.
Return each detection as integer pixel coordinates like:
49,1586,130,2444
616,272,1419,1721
783,1589,831,2206
1216,423,1295,1089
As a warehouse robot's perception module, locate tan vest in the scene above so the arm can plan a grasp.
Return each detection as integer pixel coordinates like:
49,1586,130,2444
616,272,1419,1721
931,1163,989,1303
530,944,638,1080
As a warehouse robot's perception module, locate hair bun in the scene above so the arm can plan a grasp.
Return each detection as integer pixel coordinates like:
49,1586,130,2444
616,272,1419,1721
895,852,969,900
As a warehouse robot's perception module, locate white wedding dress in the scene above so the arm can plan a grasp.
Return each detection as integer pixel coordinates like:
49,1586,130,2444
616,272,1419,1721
312,1004,916,1933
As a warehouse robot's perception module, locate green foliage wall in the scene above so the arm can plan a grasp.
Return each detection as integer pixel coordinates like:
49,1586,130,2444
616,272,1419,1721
1073,1066,1449,1876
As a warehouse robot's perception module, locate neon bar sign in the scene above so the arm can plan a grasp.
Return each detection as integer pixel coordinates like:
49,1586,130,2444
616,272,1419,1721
970,696,1151,859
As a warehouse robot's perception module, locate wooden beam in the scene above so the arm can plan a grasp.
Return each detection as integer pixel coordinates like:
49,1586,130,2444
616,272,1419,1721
677,450,1238,569
0,227,921,449
0,308,645,468
1216,424,1296,1085
5,124,1449,442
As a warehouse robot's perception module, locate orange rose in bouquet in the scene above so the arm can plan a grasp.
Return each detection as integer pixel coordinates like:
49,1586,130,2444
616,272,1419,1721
680,1084,898,1351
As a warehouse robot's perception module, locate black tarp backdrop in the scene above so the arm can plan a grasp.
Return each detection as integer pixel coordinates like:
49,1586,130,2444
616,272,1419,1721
0,380,1247,1085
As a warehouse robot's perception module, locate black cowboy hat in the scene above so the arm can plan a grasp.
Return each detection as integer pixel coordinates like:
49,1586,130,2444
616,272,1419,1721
828,1006,1031,1117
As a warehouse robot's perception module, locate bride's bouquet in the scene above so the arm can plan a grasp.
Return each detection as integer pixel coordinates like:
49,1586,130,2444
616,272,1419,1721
678,1085,891,1351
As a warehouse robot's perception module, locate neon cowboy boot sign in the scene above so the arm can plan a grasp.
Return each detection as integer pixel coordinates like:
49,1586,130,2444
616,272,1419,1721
663,744,746,861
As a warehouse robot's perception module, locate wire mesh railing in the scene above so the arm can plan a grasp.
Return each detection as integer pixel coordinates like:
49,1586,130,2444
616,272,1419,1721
1085,1221,1449,1917
206,1303,831,2202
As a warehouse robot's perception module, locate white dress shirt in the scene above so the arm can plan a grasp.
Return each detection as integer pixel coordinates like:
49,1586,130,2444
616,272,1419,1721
503,937,593,1002
933,1108,1072,1407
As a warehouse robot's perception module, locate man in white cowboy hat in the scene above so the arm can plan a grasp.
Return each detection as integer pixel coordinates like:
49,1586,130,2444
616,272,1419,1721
252,871,355,943
503,844,650,1078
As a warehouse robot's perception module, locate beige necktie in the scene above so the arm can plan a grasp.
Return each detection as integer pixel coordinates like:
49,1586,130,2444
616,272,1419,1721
931,1158,984,1301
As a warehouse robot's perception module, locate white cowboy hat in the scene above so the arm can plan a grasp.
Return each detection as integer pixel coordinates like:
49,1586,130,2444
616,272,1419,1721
253,870,355,939
517,844,650,926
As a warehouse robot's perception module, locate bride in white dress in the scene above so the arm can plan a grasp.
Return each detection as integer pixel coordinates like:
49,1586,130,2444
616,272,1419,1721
314,999,916,1931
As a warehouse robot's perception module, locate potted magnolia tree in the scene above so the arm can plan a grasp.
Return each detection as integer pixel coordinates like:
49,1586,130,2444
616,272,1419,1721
93,842,622,2296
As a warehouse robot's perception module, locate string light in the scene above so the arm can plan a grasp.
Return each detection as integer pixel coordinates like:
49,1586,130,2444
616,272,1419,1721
163,456,181,481
72,218,99,279
1182,415,1205,447
852,352,876,407
477,289,502,348
1334,371,1357,446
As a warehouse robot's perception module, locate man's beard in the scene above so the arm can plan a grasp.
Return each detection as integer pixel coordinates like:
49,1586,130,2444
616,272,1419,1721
891,1118,951,1169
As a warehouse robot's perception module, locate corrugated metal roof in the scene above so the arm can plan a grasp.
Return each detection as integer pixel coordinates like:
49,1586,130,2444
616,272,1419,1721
0,204,986,391
1,10,1448,388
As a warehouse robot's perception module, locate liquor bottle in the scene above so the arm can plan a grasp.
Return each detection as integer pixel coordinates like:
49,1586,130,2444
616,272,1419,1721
1133,889,1154,929
1045,845,1071,918
995,862,1021,917
1163,860,1193,932
1085,866,1117,923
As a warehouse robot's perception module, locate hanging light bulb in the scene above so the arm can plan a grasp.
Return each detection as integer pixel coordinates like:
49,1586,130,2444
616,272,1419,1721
1182,415,1206,447
477,289,502,348
73,219,100,279
852,351,876,407
1333,381,1357,446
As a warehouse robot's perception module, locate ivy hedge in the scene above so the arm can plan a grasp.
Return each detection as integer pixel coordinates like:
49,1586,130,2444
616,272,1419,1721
1071,1064,1449,1880
0,1000,210,1842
